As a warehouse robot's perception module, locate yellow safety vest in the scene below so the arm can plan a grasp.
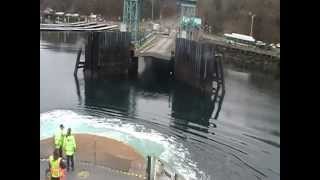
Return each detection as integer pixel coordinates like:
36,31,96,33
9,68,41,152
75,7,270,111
49,156,62,178
54,129,65,148
64,135,76,156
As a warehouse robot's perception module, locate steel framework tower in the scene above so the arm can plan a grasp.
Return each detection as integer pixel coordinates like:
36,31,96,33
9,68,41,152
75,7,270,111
123,0,143,44
179,0,197,18
177,0,200,39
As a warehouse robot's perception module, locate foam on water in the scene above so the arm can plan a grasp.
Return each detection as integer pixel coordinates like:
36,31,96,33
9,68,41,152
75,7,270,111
40,109,204,180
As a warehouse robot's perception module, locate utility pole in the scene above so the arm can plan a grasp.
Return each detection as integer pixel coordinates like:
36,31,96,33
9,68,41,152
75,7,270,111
249,12,256,37
250,14,255,37
152,0,154,21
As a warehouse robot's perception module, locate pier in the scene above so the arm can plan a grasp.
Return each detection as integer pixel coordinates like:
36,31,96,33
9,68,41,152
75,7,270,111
84,31,132,78
40,22,119,32
137,33,176,61
174,38,225,95
40,0,279,93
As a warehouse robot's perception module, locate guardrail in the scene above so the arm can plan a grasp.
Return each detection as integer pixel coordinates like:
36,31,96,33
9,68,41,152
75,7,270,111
146,156,212,180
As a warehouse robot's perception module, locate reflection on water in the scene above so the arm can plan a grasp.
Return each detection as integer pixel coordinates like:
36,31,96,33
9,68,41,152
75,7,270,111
40,31,87,45
40,32,280,180
79,56,223,129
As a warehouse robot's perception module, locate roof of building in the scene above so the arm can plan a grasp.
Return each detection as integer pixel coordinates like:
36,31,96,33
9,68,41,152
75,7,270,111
55,12,64,16
179,0,197,6
224,33,255,42
180,0,197,2
43,8,54,14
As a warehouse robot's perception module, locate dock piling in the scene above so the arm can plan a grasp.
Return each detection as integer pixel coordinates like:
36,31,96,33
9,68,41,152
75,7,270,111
74,48,85,76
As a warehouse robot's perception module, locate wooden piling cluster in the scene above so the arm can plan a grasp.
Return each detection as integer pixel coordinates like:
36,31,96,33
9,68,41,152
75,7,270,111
84,31,132,78
174,38,225,94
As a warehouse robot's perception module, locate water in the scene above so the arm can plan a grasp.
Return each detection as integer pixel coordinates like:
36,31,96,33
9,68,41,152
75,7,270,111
40,32,280,180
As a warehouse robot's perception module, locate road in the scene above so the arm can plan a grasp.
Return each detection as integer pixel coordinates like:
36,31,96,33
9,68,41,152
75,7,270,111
138,32,176,60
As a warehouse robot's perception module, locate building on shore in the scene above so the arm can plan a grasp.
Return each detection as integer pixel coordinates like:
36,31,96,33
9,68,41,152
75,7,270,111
89,13,97,22
55,12,65,23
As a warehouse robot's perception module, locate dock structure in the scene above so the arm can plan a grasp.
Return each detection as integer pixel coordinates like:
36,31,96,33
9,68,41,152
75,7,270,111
122,0,143,44
84,31,132,78
174,38,225,95
40,25,119,32
74,48,85,76
42,21,227,95
41,22,97,27
40,22,119,32
137,33,176,61
72,29,226,95
68,21,88,25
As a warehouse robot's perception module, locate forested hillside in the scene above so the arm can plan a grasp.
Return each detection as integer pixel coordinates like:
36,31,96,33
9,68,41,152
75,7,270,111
40,0,280,42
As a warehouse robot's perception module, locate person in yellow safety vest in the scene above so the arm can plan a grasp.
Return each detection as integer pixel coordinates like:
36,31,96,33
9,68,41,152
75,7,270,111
54,124,65,157
48,148,66,180
63,128,77,171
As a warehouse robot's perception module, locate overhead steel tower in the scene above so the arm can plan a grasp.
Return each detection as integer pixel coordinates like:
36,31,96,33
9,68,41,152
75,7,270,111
123,0,143,44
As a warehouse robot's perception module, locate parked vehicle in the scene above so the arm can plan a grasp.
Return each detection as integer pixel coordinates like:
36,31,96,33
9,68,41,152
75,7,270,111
256,41,267,49
269,43,277,49
224,33,256,46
